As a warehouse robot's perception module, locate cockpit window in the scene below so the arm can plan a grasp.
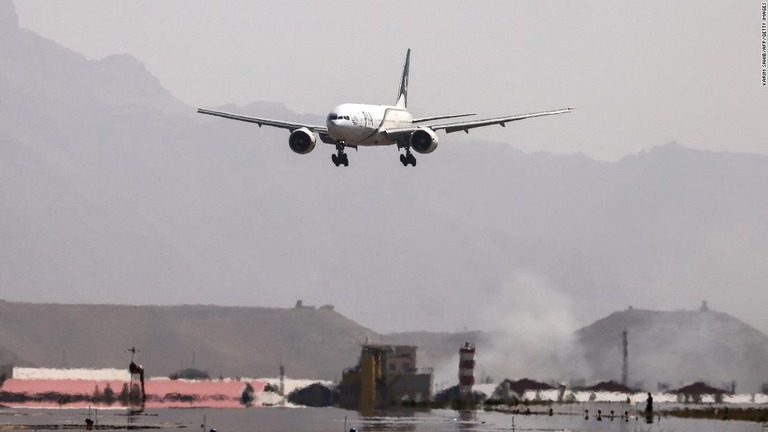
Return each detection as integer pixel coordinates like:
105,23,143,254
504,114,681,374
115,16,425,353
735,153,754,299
327,114,338,121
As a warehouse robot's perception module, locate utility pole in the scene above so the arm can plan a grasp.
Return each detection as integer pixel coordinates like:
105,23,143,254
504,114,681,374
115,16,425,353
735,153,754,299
621,329,628,387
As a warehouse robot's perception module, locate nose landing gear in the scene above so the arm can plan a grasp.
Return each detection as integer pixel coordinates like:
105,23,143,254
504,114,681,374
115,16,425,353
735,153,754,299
332,145,349,167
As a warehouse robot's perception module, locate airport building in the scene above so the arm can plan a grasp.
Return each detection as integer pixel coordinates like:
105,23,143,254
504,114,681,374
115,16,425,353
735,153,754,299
339,344,432,410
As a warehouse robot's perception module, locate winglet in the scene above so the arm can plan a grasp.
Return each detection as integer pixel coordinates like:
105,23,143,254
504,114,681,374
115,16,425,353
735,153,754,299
395,49,411,109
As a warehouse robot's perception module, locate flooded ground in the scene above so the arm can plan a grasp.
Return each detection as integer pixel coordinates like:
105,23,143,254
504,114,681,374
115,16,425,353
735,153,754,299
0,406,765,432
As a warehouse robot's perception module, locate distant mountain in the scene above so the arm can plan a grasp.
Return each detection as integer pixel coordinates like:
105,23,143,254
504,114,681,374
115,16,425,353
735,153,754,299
0,301,378,380
1,301,766,394
0,301,485,381
576,306,768,393
1,0,767,341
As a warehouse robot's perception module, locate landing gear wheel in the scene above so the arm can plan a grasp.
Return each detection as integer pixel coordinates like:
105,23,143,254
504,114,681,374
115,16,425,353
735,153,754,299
400,151,417,166
341,153,349,167
331,154,340,166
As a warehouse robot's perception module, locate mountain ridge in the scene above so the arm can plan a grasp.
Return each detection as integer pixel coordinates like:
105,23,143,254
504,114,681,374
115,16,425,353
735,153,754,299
0,301,379,380
1,301,767,393
576,306,768,393
1,0,767,338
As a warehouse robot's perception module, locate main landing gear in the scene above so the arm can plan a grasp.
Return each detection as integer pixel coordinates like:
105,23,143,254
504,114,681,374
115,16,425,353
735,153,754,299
332,145,349,167
399,149,417,167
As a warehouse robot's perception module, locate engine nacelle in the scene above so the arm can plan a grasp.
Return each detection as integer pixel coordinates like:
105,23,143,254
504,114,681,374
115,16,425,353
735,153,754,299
288,128,316,154
409,128,439,154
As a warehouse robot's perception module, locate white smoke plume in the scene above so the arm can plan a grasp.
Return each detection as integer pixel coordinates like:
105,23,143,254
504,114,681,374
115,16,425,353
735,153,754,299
432,270,589,391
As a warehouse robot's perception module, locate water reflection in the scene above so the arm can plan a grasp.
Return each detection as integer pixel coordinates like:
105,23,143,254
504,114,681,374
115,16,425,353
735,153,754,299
356,412,417,432
0,407,761,432
352,410,488,432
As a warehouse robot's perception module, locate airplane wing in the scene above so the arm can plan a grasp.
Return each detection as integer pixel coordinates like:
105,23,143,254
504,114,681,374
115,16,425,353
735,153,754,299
412,113,476,123
382,107,573,140
197,108,328,134
432,107,574,133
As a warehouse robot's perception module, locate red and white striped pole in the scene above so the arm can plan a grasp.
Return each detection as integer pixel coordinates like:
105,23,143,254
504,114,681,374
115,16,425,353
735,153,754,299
458,342,475,401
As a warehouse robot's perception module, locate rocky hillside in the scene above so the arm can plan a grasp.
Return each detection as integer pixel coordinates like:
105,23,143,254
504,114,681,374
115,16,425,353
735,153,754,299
576,306,768,393
2,301,766,393
0,301,377,380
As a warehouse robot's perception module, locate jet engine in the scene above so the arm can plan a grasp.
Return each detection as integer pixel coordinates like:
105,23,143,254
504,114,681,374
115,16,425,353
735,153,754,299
288,128,316,154
409,128,439,154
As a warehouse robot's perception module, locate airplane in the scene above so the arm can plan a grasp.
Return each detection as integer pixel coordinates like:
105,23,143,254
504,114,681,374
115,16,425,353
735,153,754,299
197,49,573,167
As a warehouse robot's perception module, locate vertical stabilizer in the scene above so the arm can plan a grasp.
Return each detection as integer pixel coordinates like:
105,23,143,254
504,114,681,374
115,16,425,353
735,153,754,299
395,49,411,108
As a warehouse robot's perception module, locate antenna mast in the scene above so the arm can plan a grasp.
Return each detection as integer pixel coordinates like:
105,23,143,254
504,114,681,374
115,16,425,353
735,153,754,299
621,330,629,387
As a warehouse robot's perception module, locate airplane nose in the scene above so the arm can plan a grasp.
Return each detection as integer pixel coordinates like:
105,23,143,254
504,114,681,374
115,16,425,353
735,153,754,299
327,119,341,140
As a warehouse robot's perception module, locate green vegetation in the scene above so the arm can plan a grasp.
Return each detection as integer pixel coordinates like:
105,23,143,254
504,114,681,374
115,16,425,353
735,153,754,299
239,383,255,407
102,384,115,406
92,385,102,402
118,383,130,405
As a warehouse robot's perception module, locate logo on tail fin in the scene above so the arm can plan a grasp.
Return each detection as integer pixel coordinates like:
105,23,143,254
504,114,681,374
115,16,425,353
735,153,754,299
396,49,411,108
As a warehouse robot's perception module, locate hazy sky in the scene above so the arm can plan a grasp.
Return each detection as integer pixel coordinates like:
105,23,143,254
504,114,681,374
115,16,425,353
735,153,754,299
13,0,768,161
4,0,768,343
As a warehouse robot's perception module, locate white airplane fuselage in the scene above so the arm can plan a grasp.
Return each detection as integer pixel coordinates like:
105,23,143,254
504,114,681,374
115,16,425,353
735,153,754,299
326,103,412,146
